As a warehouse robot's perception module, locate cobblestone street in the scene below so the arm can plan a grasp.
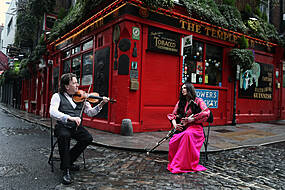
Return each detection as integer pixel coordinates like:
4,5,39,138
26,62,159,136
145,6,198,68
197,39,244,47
1,108,285,189
51,142,285,190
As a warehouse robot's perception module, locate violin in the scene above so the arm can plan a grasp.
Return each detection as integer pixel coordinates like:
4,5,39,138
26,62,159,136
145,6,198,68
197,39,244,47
73,90,116,104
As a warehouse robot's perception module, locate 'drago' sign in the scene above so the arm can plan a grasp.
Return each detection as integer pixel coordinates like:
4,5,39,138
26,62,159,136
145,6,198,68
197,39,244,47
195,89,219,108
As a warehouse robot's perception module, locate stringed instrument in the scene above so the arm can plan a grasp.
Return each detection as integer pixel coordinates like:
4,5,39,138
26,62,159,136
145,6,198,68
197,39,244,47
72,90,117,104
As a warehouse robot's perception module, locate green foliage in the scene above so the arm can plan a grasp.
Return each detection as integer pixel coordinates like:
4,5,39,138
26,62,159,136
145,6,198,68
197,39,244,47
218,4,247,33
18,58,31,79
141,0,174,9
14,4,38,48
48,0,105,42
254,7,262,18
262,12,268,22
245,4,252,15
12,0,54,80
57,8,68,20
222,0,235,6
246,17,281,43
238,36,248,49
180,0,229,29
30,0,55,19
229,49,254,70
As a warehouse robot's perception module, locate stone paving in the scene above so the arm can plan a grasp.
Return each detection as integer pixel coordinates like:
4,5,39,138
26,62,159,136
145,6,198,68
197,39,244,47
49,142,285,190
1,103,285,153
1,103,285,189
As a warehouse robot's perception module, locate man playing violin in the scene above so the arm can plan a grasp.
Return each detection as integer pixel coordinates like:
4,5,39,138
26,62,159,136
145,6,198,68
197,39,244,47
49,73,109,185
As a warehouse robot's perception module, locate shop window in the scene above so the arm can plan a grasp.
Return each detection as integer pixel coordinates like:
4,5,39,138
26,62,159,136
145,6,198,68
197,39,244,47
63,59,71,74
82,51,93,86
72,45,81,55
182,40,223,86
182,40,204,84
205,44,223,86
72,56,81,84
83,40,93,51
63,50,70,58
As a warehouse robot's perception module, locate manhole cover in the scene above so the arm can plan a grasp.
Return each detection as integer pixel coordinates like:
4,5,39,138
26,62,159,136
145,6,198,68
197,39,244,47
214,129,233,133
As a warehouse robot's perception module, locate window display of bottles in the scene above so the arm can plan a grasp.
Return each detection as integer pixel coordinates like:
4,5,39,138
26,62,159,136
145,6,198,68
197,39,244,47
182,40,223,87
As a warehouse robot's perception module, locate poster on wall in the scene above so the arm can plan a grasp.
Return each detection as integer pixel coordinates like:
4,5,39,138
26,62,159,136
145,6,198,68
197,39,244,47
238,62,273,100
195,89,219,108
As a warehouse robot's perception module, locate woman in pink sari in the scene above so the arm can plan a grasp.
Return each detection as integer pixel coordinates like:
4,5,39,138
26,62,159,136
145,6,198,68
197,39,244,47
167,82,210,173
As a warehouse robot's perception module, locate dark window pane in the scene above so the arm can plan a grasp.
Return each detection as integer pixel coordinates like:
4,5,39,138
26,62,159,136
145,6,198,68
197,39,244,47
71,56,81,84
63,60,71,74
205,44,223,86
63,50,70,58
72,46,81,55
82,52,93,85
83,40,93,51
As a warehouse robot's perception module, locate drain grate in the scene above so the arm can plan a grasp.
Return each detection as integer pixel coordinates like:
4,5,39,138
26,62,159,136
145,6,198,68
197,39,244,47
214,129,233,133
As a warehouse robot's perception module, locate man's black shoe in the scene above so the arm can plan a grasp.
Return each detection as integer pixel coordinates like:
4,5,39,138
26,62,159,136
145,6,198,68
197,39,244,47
60,164,80,171
70,164,80,171
62,169,73,185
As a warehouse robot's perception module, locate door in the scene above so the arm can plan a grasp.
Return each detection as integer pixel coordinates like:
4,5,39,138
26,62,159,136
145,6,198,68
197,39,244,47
142,51,180,131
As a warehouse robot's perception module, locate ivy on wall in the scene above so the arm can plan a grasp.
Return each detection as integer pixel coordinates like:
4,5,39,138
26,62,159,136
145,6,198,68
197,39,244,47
10,0,54,80
47,0,282,46
141,0,174,9
48,0,105,42
218,4,247,33
2,0,282,82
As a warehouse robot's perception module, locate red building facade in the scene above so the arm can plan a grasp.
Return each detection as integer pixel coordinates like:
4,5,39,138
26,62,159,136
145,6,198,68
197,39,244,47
21,0,285,133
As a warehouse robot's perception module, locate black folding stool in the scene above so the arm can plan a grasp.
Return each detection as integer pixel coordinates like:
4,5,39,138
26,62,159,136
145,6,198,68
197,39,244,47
48,118,86,172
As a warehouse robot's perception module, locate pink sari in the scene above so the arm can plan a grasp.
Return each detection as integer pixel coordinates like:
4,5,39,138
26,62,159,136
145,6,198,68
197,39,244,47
167,98,209,173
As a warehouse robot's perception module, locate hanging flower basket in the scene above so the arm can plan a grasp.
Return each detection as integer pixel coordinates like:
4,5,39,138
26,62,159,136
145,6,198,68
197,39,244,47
229,48,254,71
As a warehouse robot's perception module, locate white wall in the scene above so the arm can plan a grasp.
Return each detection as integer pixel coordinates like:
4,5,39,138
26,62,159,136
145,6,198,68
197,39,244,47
0,0,17,56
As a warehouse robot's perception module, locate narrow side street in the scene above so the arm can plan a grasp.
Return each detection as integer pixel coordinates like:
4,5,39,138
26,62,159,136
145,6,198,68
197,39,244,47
1,108,285,190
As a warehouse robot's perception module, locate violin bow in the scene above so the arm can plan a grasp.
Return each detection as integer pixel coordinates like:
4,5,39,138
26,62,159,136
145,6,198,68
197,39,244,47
76,84,92,130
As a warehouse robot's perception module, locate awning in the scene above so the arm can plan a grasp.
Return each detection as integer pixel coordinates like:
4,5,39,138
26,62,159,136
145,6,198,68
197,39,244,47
0,51,9,70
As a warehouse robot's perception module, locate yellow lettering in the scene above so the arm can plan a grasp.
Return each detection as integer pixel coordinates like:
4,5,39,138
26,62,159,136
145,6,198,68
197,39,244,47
223,32,229,41
196,25,201,33
205,27,211,36
211,28,217,38
217,30,223,40
228,33,233,43
187,22,195,32
180,20,187,29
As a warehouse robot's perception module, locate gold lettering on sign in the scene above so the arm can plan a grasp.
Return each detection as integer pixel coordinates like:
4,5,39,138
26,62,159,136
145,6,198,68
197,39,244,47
153,36,177,52
154,36,176,48
180,20,201,33
205,26,211,36
179,19,265,48
217,30,223,39
253,93,272,99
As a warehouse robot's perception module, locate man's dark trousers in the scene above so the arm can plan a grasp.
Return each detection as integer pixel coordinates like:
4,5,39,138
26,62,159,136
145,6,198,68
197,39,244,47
55,125,93,169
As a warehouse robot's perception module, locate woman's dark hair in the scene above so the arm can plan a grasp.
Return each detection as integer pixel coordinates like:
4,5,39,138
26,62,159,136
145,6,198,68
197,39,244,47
177,82,197,117
59,73,76,94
